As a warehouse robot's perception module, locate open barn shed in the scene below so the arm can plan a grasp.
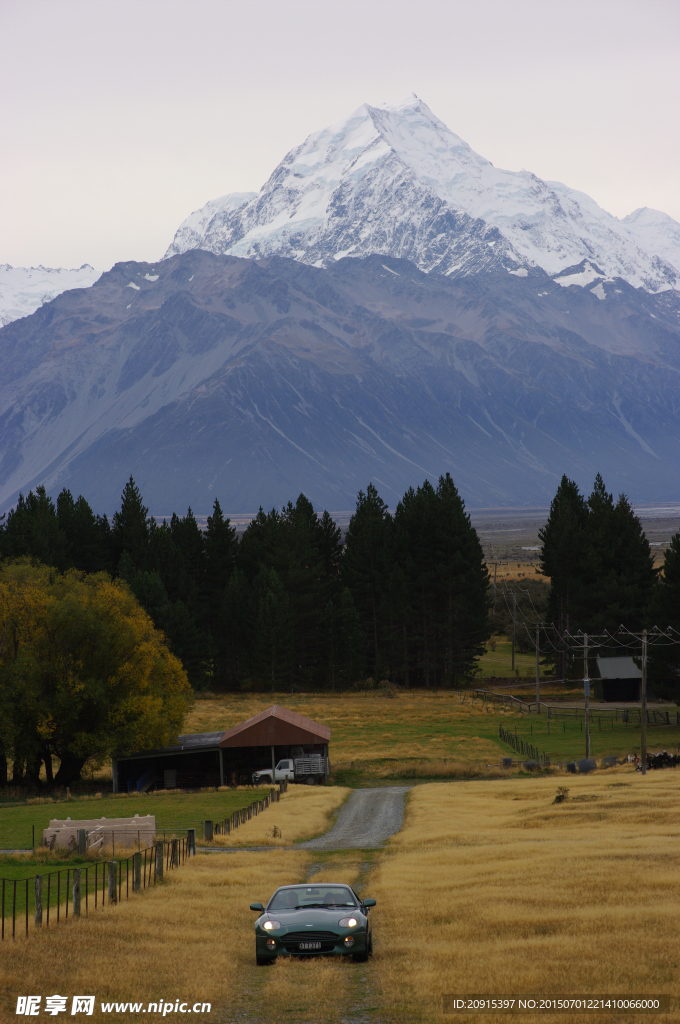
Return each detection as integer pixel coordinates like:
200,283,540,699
112,705,330,792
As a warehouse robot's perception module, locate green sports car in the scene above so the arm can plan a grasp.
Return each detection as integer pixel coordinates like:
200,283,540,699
250,883,376,965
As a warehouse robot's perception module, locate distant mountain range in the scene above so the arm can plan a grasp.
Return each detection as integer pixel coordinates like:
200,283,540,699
3,95,680,331
0,263,100,327
2,96,680,514
1,249,679,514
165,95,680,293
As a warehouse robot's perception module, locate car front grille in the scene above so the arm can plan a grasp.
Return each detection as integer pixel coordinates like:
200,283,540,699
284,931,339,942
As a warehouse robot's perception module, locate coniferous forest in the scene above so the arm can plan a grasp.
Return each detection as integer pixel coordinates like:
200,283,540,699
2,471,680,698
0,474,491,691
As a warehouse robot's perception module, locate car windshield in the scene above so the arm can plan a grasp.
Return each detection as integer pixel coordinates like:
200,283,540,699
268,886,358,911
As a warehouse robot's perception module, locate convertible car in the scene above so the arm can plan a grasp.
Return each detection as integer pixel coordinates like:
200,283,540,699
250,883,375,964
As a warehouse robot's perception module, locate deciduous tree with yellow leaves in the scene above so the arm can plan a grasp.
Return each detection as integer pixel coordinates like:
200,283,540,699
0,560,192,787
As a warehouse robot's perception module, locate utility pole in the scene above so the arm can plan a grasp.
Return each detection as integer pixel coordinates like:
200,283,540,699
584,632,590,759
511,592,516,672
535,624,540,711
641,628,647,776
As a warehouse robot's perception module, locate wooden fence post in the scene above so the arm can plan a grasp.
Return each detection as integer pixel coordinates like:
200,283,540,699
187,828,196,856
132,852,142,891
73,869,81,917
204,820,213,842
108,862,117,905
171,839,178,868
35,876,43,928
155,841,164,881
77,829,87,856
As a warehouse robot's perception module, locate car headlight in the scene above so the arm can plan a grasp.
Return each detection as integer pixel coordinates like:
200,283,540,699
338,917,358,928
263,920,281,931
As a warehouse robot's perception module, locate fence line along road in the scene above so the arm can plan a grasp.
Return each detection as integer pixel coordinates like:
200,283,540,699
0,783,286,939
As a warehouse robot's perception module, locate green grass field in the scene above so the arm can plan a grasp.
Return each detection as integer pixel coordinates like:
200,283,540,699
496,708,680,763
0,788,269,851
477,635,545,678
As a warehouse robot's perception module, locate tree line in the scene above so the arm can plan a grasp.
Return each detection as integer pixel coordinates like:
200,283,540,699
0,474,491,693
539,473,680,697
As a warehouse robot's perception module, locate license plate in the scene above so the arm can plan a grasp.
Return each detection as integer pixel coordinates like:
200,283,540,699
298,941,322,950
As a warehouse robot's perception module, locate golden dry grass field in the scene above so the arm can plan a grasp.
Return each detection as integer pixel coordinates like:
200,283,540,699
209,784,351,846
372,769,680,1024
3,771,680,1024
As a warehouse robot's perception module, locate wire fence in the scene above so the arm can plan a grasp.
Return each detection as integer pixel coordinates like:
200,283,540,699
0,836,188,941
498,725,549,765
475,689,680,727
0,782,287,939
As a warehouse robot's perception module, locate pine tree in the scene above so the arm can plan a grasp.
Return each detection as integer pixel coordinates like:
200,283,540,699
251,567,293,691
539,475,589,677
0,487,67,568
204,498,237,627
582,476,656,635
57,489,113,573
342,483,392,675
112,477,149,571
221,567,250,687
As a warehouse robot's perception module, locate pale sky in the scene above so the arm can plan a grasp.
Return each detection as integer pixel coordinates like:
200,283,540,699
2,0,679,271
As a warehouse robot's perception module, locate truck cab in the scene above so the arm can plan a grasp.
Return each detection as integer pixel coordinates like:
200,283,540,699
252,760,295,785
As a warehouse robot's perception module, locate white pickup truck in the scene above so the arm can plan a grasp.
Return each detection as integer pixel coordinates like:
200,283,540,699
252,755,328,786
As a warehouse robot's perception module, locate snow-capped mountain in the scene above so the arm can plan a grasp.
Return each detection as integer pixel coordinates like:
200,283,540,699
165,95,680,293
0,263,101,327
2,249,680,516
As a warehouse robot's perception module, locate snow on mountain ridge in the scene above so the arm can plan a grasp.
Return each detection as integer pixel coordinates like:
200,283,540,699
165,94,680,293
0,263,101,327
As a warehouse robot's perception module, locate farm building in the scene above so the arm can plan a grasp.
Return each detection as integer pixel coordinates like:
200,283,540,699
112,705,331,792
594,656,642,703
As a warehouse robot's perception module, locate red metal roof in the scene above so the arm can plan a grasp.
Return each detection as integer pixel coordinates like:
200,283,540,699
218,705,331,748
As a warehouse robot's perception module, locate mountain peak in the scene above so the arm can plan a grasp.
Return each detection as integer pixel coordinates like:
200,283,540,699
163,97,679,292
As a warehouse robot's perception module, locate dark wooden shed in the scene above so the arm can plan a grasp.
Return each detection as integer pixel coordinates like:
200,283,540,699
112,705,330,792
594,656,642,703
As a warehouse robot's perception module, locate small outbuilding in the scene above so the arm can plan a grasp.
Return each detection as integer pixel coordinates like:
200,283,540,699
594,656,642,703
112,705,330,793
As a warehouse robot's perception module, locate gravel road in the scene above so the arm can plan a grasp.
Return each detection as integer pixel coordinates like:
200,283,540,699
299,786,410,850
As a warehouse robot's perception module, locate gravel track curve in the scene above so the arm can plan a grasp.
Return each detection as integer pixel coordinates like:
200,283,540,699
299,786,410,850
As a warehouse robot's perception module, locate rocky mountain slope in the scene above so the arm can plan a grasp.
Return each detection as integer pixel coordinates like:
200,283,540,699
165,95,680,293
2,249,679,514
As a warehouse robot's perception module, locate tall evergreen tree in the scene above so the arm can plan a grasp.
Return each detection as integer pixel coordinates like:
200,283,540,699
582,479,656,635
111,477,149,571
392,475,490,686
204,499,237,627
0,487,67,568
342,483,392,675
539,475,589,677
324,588,364,689
56,489,113,573
540,473,657,676
251,567,293,690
